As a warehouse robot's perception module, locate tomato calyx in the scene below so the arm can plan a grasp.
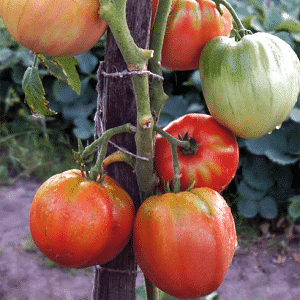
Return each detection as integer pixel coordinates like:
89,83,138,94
178,132,198,155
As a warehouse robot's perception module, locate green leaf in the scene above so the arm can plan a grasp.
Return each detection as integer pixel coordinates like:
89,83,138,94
263,1,283,30
288,195,300,220
242,156,274,191
238,197,259,218
259,196,278,219
238,180,267,201
76,52,99,74
22,67,56,115
136,285,147,300
52,80,79,104
38,55,81,95
275,19,300,33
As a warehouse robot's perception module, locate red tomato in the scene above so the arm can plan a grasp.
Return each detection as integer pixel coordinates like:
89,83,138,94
29,169,134,268
0,0,107,57
151,0,233,70
154,114,239,192
133,188,237,299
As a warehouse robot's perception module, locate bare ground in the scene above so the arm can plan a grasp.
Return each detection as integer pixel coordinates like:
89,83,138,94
1,179,300,300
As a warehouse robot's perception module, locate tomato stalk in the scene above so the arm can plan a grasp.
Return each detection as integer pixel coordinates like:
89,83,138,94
98,0,153,69
212,0,252,39
148,0,172,119
74,123,136,181
154,124,190,193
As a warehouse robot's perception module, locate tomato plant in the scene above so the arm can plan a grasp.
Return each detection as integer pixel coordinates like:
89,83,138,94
29,169,134,268
154,113,239,192
0,0,107,57
199,32,300,139
133,187,237,299
151,0,233,70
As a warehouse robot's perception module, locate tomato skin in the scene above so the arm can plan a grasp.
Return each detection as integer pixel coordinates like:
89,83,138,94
151,0,232,70
29,169,134,268
133,188,237,299
84,175,135,267
154,114,239,192
199,33,300,139
0,0,107,57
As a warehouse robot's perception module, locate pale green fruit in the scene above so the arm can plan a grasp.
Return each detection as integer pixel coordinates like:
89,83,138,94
199,32,300,139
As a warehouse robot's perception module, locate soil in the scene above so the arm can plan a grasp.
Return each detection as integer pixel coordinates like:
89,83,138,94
1,178,300,300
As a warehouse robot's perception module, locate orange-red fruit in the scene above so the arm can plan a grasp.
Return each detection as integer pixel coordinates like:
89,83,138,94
0,0,107,57
154,114,239,192
151,0,233,70
29,169,134,268
133,188,237,299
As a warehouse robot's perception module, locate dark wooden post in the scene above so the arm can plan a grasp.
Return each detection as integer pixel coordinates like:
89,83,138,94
92,0,151,298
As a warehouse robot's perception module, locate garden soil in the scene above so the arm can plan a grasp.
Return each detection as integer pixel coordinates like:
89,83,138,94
1,179,300,300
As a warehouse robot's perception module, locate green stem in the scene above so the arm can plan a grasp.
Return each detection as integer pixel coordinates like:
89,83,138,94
99,0,153,70
83,123,135,181
213,0,252,38
154,124,190,193
148,0,172,119
145,277,160,300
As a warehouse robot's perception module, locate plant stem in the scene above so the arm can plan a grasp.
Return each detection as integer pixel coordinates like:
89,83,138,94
85,123,135,181
99,0,153,70
213,0,252,38
153,124,190,193
148,0,172,119
145,277,160,300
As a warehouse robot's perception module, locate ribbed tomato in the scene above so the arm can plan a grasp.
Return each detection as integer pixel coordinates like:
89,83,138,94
151,0,233,70
154,114,239,192
199,32,300,139
0,0,107,57
133,188,237,299
29,169,134,268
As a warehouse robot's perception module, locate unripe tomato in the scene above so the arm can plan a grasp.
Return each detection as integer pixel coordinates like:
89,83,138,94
154,114,239,192
133,188,237,299
0,0,107,57
151,0,233,70
29,169,134,268
199,32,300,139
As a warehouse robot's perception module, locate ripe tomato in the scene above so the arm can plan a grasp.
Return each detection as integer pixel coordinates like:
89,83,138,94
154,114,239,192
151,0,233,70
133,188,237,299
0,0,107,57
29,169,134,268
199,33,300,139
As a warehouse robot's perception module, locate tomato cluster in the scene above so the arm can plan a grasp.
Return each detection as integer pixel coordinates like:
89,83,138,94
30,113,238,298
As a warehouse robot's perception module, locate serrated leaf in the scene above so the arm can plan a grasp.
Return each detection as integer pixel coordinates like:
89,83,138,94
259,196,278,219
54,57,81,94
22,67,56,115
238,197,259,218
243,156,274,191
38,55,81,95
288,195,300,220
275,19,300,33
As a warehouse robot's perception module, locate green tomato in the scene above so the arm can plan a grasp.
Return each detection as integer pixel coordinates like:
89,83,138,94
199,32,300,139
